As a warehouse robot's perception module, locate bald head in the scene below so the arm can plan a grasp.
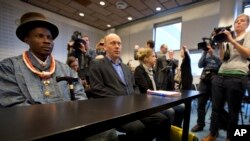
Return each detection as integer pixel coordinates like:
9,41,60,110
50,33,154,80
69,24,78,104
104,33,122,61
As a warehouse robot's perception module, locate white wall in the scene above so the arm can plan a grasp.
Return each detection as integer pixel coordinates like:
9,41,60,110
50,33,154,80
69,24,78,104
115,0,244,84
0,0,105,63
116,0,220,65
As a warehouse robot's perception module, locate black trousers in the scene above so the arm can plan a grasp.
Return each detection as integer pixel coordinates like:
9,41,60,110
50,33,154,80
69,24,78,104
210,75,248,139
196,79,212,126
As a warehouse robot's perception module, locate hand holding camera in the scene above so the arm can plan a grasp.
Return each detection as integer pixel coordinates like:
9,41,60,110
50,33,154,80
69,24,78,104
198,25,234,51
212,25,234,43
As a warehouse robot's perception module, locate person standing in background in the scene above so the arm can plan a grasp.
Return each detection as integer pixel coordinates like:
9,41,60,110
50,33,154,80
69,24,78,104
155,45,178,91
202,13,250,141
179,45,193,90
191,45,221,132
155,44,168,58
155,44,169,90
167,50,179,90
82,35,96,59
146,39,155,49
134,40,155,60
95,38,106,59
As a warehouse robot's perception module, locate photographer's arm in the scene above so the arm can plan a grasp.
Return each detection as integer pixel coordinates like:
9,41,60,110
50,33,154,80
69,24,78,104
224,30,250,58
198,51,207,68
207,46,221,66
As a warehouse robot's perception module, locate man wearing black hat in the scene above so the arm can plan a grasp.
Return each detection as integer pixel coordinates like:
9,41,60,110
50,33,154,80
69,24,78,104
0,12,87,107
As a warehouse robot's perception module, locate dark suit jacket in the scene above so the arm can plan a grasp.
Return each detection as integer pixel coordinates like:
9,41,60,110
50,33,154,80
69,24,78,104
89,57,136,98
155,55,178,90
134,64,157,94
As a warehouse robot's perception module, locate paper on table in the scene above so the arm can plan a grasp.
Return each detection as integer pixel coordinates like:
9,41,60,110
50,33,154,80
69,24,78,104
147,89,181,97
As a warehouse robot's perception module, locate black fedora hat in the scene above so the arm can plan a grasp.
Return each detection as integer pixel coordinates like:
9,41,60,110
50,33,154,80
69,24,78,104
16,12,59,42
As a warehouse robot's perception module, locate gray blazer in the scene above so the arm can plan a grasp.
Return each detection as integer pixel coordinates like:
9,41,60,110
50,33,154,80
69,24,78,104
89,57,136,98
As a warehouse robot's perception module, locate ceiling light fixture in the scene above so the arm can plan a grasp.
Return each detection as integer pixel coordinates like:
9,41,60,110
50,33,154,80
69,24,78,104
156,7,161,11
107,24,111,27
100,1,105,6
79,12,84,17
127,17,132,21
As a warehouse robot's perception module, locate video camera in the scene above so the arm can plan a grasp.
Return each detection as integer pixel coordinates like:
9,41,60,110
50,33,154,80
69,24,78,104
197,37,213,51
197,25,234,51
213,25,234,43
71,31,86,51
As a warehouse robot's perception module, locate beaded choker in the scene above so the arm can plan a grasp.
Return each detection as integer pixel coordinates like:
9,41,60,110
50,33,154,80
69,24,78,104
22,51,55,79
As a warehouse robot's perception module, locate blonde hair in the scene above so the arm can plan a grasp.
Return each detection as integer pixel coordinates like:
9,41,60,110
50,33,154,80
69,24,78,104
235,13,250,25
136,47,154,62
96,38,104,50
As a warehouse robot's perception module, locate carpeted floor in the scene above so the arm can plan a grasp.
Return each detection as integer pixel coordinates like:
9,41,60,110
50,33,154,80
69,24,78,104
189,99,250,141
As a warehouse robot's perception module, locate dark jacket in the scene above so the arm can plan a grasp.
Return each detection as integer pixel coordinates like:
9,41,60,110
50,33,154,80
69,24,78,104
155,55,178,90
134,64,157,94
180,50,193,90
89,57,136,98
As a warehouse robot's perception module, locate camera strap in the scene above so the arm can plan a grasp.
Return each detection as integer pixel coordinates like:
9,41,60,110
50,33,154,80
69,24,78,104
223,43,230,62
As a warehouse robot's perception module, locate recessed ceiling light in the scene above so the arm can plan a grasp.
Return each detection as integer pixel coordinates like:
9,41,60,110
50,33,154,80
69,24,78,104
156,7,161,11
79,13,84,17
107,24,111,27
100,1,105,6
127,17,132,21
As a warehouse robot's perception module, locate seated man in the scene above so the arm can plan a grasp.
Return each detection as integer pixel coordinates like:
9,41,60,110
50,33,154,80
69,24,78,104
0,12,87,107
89,33,171,141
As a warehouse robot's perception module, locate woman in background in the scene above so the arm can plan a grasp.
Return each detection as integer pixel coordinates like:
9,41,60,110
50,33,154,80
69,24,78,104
134,47,184,127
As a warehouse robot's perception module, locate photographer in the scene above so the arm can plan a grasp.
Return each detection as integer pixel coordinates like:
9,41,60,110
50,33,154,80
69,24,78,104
68,31,92,88
95,38,106,59
191,45,221,132
202,14,250,141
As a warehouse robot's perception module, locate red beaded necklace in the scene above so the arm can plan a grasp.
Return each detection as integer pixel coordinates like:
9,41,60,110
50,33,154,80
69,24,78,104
22,51,55,79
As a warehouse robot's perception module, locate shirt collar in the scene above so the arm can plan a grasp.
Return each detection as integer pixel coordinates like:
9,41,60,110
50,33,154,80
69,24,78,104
30,51,49,67
107,56,121,65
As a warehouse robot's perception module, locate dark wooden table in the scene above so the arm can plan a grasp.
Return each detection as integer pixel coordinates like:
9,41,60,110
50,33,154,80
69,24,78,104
0,90,203,141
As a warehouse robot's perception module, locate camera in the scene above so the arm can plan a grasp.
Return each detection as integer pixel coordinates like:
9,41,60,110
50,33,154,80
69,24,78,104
197,25,234,51
71,31,82,41
71,31,86,51
68,31,87,57
197,37,213,51
212,25,234,43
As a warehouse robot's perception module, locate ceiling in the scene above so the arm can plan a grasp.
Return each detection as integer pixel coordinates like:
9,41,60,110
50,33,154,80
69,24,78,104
21,0,206,31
